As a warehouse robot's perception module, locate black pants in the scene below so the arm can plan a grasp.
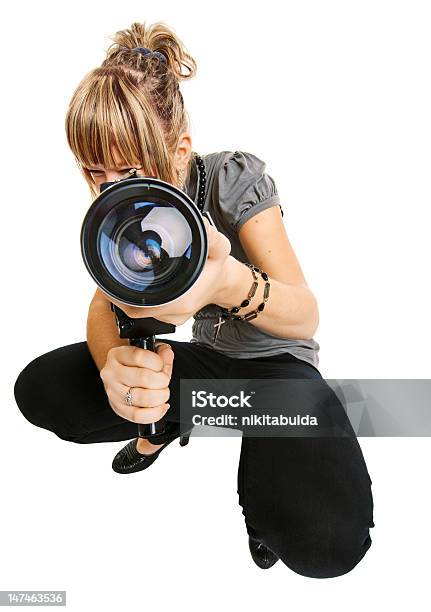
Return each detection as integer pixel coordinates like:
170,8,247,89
13,339,374,578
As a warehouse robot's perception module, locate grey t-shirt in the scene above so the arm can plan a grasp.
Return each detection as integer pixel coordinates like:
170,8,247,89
185,150,320,369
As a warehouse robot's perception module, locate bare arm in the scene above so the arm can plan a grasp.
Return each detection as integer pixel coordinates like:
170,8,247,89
86,288,129,371
216,206,319,340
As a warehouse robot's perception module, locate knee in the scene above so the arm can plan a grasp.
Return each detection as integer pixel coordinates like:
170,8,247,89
14,357,42,425
14,354,65,436
274,525,373,579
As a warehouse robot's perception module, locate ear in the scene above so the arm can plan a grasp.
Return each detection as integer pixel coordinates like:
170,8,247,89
174,132,193,170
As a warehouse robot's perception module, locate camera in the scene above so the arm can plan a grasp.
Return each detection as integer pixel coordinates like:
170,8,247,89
80,170,213,439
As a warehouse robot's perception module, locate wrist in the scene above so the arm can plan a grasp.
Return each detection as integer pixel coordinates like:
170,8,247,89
214,256,260,310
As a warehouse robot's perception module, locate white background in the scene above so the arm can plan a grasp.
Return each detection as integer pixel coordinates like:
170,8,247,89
1,1,430,610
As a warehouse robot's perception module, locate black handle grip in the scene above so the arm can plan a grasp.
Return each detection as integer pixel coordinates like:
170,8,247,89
111,304,176,441
129,335,169,439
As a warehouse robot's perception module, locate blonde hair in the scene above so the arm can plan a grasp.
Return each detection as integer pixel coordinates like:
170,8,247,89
65,21,197,200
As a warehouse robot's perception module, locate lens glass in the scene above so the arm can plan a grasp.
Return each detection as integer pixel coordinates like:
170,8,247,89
97,199,193,297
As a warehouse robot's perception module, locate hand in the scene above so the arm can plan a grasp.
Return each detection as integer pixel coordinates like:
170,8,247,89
100,342,174,424
107,217,233,325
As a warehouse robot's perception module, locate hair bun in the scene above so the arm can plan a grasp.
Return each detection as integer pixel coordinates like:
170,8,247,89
105,20,196,81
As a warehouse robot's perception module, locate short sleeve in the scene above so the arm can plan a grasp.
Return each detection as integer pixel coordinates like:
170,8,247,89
217,150,284,232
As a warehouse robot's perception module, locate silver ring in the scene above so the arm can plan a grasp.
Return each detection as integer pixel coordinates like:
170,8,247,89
125,387,134,407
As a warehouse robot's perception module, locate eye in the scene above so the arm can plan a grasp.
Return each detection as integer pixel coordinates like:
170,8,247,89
85,167,138,178
85,169,104,177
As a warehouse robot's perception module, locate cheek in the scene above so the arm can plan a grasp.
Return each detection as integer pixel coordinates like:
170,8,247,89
93,178,104,191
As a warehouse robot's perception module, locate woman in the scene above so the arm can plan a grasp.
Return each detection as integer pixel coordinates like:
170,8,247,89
13,21,374,577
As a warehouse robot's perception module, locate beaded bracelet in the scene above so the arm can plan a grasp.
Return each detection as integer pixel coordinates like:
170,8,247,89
212,263,271,344
222,262,271,320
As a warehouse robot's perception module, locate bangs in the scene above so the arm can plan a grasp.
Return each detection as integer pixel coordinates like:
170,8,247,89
65,68,173,181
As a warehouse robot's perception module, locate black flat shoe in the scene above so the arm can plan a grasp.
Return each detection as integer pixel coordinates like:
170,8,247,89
248,537,279,569
112,427,192,475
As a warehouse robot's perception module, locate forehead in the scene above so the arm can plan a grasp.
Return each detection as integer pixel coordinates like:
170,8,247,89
90,144,135,170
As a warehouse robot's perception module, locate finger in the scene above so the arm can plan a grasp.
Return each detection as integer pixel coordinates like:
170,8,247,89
155,342,174,379
120,383,170,409
113,345,164,372
116,401,170,425
116,363,170,390
111,384,170,423
130,402,171,425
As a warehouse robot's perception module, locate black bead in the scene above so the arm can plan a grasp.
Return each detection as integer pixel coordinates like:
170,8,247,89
240,299,250,307
231,306,240,314
195,154,206,212
261,272,268,281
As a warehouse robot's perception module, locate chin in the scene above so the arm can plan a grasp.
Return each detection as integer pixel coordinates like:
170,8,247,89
121,304,146,319
109,298,145,319
127,306,147,318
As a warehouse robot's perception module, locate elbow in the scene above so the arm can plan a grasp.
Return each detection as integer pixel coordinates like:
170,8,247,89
301,291,320,340
275,287,320,341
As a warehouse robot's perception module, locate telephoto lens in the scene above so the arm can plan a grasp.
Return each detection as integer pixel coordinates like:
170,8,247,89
81,175,209,307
